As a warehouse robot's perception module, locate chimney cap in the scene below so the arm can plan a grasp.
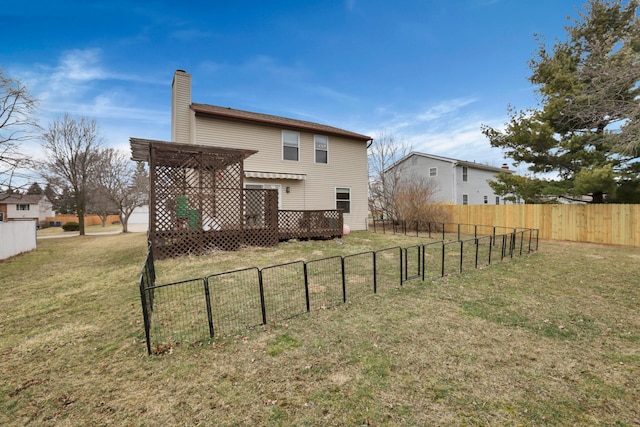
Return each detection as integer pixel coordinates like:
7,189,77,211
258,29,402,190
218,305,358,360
501,163,509,169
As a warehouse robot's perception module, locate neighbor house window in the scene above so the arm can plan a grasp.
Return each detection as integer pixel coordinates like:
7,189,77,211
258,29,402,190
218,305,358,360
483,196,488,204
17,204,30,211
429,167,437,177
336,187,351,214
0,212,4,221
314,135,328,164
462,166,468,182
282,130,299,161
462,194,468,205
495,196,500,205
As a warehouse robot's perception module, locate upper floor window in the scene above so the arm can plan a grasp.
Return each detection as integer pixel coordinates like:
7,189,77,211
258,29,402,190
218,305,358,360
17,204,30,211
282,130,299,161
314,135,328,164
495,196,500,205
429,167,437,177
336,187,351,214
462,194,468,205
462,166,468,182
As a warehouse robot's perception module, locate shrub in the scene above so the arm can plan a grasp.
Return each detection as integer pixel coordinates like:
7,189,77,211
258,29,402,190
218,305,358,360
62,221,80,232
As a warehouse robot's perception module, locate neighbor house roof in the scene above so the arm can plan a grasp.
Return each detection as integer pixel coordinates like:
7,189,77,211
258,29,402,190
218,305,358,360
0,194,48,204
387,151,515,174
191,103,372,142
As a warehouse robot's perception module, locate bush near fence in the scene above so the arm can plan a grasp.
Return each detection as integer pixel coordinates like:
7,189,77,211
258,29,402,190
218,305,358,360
138,224,539,355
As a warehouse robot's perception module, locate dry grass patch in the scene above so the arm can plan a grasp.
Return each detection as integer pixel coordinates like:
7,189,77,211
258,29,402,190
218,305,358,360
1,233,639,426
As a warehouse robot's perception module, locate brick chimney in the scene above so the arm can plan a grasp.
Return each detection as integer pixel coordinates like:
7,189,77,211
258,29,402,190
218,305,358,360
501,163,509,170
171,70,193,144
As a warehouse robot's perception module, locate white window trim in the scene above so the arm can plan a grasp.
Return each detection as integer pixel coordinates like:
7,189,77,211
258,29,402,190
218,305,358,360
462,166,468,182
314,135,328,164
282,130,300,162
429,167,437,177
17,204,30,211
335,186,351,214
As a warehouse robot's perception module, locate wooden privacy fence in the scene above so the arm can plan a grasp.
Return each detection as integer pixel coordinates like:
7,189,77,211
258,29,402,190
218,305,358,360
441,204,640,247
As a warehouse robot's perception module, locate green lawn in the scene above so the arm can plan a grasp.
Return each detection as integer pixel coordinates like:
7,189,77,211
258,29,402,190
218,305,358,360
1,231,638,425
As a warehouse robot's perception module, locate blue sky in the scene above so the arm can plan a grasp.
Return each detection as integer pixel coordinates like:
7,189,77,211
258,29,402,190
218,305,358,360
3,0,591,182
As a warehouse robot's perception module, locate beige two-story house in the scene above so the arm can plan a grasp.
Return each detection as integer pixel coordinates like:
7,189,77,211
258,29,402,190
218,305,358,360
170,70,372,230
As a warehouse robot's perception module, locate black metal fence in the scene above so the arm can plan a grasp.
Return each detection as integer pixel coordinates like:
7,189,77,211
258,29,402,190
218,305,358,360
138,226,539,355
372,218,541,247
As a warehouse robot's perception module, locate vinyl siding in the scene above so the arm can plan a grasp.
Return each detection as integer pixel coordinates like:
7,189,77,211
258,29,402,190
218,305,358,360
194,116,369,229
391,154,507,205
455,167,502,205
393,155,455,203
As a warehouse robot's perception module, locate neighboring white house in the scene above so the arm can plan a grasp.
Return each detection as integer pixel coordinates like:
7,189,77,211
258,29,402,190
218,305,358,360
385,152,519,205
164,70,372,230
0,194,54,226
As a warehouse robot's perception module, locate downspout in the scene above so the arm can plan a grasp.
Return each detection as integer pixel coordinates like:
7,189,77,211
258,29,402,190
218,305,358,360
366,139,373,230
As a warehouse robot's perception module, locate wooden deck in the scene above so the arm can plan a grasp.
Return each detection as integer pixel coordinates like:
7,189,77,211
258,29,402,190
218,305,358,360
277,210,343,241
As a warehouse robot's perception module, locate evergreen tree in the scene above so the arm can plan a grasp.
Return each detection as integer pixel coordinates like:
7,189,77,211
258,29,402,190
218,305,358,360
483,0,640,203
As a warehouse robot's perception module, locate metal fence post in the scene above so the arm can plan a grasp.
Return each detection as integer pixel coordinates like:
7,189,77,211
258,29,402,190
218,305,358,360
475,238,479,269
373,251,378,294
203,278,214,339
399,247,404,286
441,242,446,277
488,235,493,265
421,244,426,281
258,269,267,325
139,275,152,355
303,262,310,312
341,257,347,303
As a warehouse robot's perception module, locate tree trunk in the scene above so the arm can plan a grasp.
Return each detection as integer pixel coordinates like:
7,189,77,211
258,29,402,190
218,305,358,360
78,212,85,235
592,191,604,204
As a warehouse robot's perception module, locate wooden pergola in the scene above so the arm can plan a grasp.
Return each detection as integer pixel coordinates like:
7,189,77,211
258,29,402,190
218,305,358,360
130,138,279,259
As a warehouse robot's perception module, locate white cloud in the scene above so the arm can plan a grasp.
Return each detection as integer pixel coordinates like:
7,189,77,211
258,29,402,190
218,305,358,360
363,99,509,166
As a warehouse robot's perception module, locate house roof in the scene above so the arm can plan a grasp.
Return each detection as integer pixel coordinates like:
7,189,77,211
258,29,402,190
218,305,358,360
388,151,515,174
0,194,48,204
191,103,372,142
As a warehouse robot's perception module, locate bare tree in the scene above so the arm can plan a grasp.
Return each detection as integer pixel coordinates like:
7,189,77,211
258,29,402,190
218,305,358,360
40,115,103,235
0,69,39,193
392,174,446,222
93,148,148,233
87,183,119,227
368,131,412,221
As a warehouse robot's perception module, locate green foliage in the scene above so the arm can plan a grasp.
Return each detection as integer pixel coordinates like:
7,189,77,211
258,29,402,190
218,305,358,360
62,221,80,232
26,182,43,195
483,0,640,203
